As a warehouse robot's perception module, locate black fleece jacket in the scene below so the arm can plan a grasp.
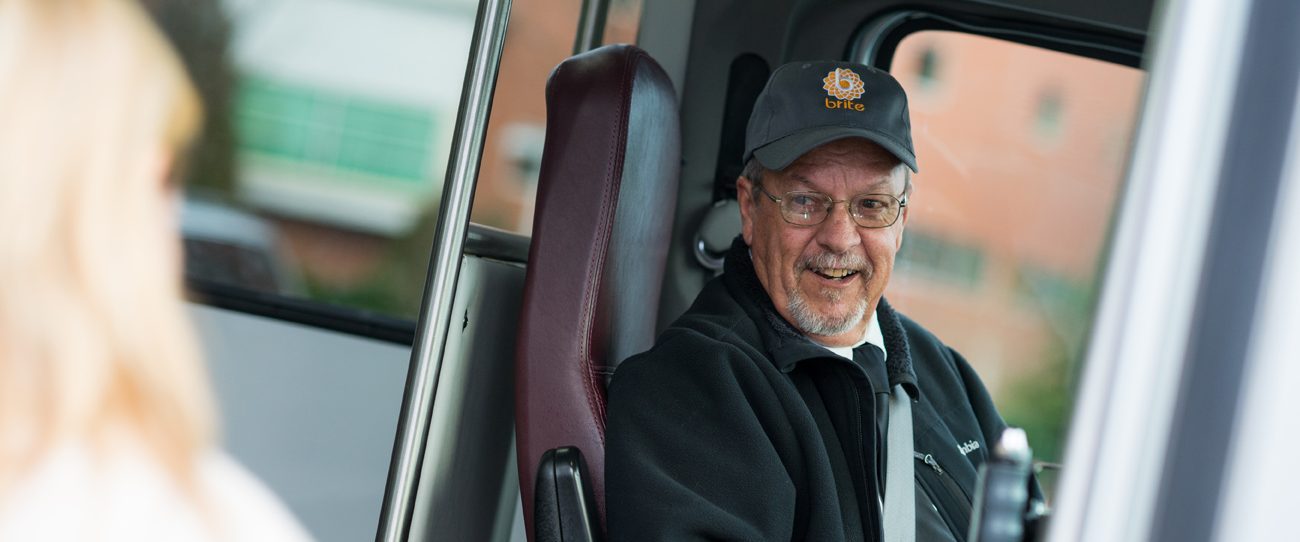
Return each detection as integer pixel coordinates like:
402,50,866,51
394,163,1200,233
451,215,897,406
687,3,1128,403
606,239,1015,541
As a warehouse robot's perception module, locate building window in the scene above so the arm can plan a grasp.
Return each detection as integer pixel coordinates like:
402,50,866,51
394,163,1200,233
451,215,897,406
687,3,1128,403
917,47,940,89
897,231,986,289
1034,89,1065,142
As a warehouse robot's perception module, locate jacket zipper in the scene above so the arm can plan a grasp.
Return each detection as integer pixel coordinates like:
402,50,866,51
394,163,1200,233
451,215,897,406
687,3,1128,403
848,380,882,539
914,451,972,542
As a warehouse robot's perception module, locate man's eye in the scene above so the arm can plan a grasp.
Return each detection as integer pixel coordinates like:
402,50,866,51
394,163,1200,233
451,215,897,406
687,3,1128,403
789,194,820,208
856,197,888,211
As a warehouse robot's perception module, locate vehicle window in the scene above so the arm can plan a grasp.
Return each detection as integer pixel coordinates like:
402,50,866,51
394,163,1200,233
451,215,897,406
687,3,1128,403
470,0,643,235
884,31,1144,494
173,0,641,320
165,0,481,320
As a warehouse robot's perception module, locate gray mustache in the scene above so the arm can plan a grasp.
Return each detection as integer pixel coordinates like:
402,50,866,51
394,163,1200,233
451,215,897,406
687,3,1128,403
797,253,869,272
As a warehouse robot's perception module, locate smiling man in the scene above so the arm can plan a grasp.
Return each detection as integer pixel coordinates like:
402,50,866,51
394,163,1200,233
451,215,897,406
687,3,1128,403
606,60,1023,541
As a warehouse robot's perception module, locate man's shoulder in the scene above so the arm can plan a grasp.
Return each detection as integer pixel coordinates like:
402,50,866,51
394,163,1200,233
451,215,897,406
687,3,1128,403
892,308,945,348
884,304,966,377
887,304,995,411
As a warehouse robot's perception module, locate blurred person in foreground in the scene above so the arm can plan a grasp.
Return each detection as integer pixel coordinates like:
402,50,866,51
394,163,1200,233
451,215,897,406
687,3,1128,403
0,0,310,539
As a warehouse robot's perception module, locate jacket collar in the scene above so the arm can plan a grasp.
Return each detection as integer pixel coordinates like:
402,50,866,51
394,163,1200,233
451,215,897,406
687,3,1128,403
721,237,919,398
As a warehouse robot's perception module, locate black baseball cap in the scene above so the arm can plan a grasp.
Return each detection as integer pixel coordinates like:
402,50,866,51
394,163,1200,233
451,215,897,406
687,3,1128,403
744,60,918,173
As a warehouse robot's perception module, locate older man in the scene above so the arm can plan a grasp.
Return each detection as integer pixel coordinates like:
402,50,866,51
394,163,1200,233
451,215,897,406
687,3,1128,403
605,60,1022,541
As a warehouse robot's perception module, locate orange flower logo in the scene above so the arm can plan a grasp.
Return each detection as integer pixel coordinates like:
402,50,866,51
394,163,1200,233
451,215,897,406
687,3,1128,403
822,68,865,101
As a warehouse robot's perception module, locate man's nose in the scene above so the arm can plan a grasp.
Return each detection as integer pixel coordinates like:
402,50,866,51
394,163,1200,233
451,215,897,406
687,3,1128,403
814,203,861,253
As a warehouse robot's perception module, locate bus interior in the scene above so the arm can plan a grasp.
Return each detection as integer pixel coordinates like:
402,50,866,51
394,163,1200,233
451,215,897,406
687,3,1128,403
161,0,1300,539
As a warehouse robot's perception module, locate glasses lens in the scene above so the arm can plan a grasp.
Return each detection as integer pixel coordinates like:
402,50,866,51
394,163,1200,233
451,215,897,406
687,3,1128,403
851,194,900,228
781,192,828,225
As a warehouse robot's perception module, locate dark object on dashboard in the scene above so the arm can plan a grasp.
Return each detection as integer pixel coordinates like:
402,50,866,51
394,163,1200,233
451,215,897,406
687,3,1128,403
968,427,1044,542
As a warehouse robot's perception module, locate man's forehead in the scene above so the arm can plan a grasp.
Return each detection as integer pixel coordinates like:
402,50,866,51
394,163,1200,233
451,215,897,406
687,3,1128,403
782,171,897,188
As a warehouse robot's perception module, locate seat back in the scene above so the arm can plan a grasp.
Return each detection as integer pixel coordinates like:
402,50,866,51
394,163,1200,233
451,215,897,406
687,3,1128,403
515,45,680,539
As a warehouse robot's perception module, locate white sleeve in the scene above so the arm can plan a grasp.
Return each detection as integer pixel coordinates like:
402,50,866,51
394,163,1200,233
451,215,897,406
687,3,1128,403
199,451,315,542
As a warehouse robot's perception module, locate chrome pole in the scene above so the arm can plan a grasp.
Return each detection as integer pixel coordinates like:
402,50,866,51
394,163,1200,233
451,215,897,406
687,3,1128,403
376,0,512,538
572,0,609,54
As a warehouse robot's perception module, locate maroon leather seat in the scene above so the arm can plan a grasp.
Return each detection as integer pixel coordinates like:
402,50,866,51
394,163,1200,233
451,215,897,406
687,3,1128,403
515,45,680,541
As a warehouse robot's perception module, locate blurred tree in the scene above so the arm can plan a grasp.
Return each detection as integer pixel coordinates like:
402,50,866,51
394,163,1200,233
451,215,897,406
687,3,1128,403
999,340,1082,501
137,0,237,198
1001,346,1073,464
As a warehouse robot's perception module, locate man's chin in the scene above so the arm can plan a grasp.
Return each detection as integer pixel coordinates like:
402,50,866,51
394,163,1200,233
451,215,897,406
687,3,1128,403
788,303,867,338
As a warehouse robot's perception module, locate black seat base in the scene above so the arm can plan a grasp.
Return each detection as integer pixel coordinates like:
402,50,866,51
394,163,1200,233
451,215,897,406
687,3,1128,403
534,447,602,542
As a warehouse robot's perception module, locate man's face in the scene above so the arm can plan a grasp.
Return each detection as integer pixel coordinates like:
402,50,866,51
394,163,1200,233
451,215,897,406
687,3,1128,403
737,138,910,347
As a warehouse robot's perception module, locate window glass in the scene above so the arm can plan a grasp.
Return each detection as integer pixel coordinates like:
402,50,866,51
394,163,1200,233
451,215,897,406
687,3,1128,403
156,0,477,319
886,31,1144,492
470,0,643,235
165,0,643,320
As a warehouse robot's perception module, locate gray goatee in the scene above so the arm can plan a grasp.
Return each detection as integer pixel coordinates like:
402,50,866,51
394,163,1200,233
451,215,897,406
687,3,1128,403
786,252,870,337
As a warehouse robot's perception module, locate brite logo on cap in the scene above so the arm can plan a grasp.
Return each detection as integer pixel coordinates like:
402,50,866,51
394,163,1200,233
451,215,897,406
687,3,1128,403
822,68,865,101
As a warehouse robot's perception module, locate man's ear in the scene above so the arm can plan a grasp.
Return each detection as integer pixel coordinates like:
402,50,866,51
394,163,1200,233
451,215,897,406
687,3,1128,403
894,192,910,251
736,176,756,245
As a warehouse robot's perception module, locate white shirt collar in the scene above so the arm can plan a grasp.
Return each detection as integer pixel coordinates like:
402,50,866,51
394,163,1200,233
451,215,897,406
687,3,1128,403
822,310,887,362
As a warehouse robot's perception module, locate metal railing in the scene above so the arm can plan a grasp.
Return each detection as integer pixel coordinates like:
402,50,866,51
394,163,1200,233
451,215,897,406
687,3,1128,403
376,0,513,538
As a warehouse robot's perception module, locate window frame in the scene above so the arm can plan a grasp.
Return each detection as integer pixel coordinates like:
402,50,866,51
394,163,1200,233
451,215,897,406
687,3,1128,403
185,222,528,346
854,9,1145,72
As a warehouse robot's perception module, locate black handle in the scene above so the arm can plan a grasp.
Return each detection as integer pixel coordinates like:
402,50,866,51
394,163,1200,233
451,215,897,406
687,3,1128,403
534,447,602,542
967,428,1038,542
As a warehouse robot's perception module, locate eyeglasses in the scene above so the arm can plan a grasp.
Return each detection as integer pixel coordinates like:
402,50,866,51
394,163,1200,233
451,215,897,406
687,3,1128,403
756,184,907,228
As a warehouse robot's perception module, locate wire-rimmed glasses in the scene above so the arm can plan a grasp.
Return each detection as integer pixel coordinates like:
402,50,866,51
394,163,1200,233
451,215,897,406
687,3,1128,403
755,184,907,228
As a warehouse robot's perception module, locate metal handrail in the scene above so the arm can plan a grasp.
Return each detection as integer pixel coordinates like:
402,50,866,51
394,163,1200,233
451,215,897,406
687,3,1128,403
376,0,513,538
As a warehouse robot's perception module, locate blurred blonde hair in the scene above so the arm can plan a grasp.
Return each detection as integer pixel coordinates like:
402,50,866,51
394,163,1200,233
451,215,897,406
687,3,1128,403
0,0,214,489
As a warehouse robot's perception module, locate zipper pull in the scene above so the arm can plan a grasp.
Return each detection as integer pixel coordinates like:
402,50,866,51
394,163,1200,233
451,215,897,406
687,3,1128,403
913,451,944,475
